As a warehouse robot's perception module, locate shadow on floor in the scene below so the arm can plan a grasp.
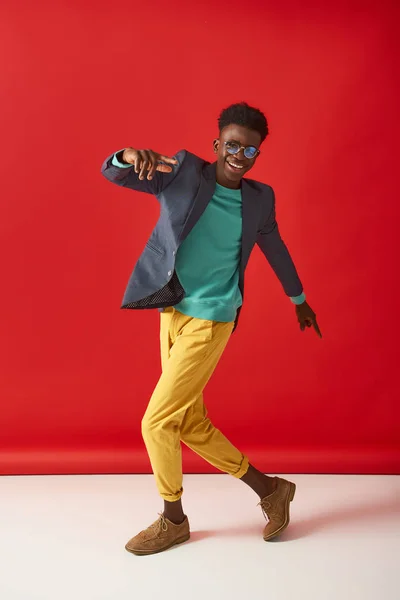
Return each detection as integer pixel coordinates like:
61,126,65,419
188,495,400,543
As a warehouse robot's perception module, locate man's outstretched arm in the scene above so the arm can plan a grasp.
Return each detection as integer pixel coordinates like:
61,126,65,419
100,147,187,196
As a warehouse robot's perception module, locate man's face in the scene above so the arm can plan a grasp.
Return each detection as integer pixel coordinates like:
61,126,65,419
213,124,262,188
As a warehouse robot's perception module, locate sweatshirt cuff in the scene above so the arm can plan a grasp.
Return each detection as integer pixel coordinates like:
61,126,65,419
111,150,132,168
290,292,306,305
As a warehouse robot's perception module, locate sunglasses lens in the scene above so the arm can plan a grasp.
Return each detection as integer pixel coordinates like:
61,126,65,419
226,142,240,154
244,147,257,158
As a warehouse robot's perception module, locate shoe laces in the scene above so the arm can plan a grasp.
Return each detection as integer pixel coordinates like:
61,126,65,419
150,512,168,535
257,499,271,522
258,496,283,522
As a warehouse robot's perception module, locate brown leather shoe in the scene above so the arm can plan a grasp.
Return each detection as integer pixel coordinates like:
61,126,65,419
125,513,190,556
258,476,296,541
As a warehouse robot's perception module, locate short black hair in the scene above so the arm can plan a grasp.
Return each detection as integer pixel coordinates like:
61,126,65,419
218,101,269,143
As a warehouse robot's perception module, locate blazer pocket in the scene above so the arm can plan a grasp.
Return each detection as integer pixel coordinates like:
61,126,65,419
145,241,164,257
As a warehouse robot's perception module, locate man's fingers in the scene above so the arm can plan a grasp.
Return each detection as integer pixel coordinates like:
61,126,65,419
133,152,177,179
139,150,150,180
159,155,178,165
147,164,157,180
312,318,322,338
300,319,322,337
146,151,159,180
156,163,173,173
134,153,141,174
155,154,177,173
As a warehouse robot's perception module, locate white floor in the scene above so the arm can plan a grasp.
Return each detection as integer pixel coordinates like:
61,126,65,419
0,473,399,600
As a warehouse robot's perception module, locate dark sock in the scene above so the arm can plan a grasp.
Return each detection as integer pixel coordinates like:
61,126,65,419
240,464,277,500
163,498,185,524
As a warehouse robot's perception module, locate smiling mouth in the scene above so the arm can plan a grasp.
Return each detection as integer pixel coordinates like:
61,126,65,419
226,159,245,172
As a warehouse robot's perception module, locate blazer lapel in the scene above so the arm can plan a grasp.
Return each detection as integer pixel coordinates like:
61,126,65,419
178,162,216,243
240,177,263,271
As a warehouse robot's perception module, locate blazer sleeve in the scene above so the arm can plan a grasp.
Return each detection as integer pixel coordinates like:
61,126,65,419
256,186,304,298
100,148,187,196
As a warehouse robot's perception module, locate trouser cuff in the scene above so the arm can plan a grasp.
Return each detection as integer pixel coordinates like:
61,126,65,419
231,454,249,479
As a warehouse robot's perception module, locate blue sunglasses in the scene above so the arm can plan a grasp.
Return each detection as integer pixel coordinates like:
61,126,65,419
224,140,260,159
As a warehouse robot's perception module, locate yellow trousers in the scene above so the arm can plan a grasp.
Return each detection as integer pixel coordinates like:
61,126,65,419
141,306,249,501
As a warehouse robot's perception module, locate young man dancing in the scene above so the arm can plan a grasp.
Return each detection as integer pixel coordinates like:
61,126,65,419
101,101,322,556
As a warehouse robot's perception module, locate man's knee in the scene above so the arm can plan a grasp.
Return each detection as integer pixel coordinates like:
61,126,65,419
141,411,178,441
141,413,154,440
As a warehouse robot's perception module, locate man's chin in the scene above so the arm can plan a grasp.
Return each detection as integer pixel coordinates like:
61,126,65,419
224,161,246,179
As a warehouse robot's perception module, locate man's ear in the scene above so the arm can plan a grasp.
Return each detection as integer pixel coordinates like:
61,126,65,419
213,138,219,154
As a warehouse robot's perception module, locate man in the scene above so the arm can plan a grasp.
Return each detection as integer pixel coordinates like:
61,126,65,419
101,101,322,556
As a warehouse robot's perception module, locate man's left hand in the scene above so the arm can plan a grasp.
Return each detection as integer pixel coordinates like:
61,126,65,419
295,301,322,338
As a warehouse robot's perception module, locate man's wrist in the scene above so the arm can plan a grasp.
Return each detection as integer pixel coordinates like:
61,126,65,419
111,149,132,169
117,149,129,164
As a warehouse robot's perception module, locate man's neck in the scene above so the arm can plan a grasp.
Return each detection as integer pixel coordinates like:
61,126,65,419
215,168,241,190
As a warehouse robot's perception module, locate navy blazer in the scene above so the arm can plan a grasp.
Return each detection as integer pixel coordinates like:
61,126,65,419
101,149,303,333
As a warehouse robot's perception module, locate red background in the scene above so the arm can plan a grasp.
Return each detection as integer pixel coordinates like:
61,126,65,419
1,0,399,475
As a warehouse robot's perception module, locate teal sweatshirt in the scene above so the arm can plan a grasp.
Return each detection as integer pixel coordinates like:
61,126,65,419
174,182,243,322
